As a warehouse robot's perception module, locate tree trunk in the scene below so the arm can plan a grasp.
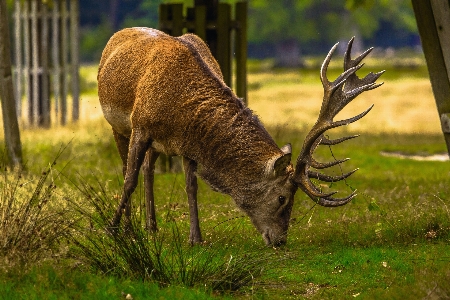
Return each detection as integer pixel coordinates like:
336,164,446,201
0,0,22,167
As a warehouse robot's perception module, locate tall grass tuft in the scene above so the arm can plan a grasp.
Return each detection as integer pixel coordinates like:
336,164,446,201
68,177,285,293
0,151,72,270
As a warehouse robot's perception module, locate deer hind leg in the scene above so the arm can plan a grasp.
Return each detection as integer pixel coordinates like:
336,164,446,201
182,157,202,245
111,130,130,228
111,128,152,229
142,148,159,232
113,130,130,178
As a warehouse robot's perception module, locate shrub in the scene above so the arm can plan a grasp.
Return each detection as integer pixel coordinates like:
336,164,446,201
0,152,72,270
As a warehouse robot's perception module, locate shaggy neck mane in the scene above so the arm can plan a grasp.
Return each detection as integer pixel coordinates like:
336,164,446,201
177,37,283,198
184,89,281,197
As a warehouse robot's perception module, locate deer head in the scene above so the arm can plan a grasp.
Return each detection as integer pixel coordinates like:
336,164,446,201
241,38,384,246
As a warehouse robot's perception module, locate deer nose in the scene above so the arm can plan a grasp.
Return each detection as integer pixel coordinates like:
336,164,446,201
273,239,286,247
264,232,286,247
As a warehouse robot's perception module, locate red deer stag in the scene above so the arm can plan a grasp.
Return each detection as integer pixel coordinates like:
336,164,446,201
98,27,383,246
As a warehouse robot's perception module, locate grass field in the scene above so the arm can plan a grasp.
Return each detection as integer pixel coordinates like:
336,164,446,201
0,54,449,299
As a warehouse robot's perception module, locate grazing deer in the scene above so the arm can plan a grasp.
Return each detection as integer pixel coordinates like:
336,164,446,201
98,27,383,246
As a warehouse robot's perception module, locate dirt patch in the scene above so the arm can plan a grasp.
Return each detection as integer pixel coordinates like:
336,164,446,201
380,151,449,161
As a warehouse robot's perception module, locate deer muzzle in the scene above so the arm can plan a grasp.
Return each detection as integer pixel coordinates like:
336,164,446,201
263,229,287,247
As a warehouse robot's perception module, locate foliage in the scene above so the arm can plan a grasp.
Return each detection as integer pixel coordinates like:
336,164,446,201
74,0,420,62
248,0,417,44
80,19,114,63
0,148,72,270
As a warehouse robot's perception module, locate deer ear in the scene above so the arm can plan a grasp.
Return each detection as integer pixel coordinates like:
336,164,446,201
265,144,292,177
280,143,292,155
273,153,292,176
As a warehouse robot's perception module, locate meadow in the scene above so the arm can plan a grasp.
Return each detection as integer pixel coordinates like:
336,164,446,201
0,53,449,299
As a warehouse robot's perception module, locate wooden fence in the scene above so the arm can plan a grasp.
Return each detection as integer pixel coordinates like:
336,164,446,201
159,1,247,102
13,0,79,127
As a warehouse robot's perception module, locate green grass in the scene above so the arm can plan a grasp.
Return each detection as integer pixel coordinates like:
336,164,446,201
1,60,450,298
1,125,448,298
0,264,218,299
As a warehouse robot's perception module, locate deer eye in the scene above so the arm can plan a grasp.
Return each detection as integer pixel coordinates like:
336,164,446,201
278,196,286,205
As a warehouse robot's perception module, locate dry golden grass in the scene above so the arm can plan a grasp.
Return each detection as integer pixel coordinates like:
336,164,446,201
249,72,441,134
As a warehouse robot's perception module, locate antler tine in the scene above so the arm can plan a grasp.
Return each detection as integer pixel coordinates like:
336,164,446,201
308,168,358,183
299,181,357,207
344,39,385,94
331,104,374,129
320,134,359,146
320,42,339,85
298,175,338,199
305,135,350,169
309,156,349,169
344,37,374,70
316,190,357,207
292,38,383,208
327,104,373,130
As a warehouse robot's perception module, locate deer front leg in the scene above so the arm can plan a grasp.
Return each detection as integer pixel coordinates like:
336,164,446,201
183,157,202,245
111,129,152,229
142,148,159,232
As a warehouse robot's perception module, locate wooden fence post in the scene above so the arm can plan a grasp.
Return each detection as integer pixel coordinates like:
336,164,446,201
52,0,60,117
412,0,450,156
235,1,247,104
41,2,50,127
13,0,21,117
61,0,69,125
217,3,231,86
31,0,39,125
159,3,183,37
70,0,79,122
22,0,31,122
193,5,206,41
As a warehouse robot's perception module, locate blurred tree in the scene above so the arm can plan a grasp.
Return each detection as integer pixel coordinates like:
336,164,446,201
248,0,313,66
248,0,417,66
79,0,141,28
120,0,163,28
0,0,22,167
347,0,417,42
75,0,418,63
79,0,142,62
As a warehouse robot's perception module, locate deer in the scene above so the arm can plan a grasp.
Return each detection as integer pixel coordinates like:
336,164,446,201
97,27,383,246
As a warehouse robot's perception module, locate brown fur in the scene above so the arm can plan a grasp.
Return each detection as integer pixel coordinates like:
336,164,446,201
98,28,296,246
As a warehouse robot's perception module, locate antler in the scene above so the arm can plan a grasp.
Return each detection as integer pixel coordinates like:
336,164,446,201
292,37,384,207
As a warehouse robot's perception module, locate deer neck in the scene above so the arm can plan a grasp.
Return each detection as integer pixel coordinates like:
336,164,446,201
182,91,281,200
